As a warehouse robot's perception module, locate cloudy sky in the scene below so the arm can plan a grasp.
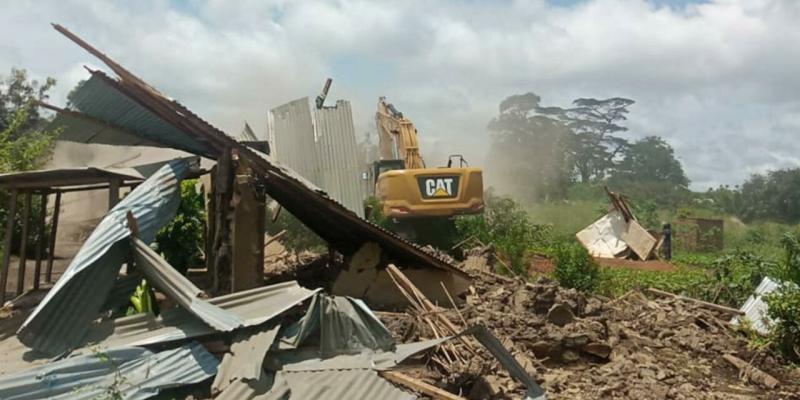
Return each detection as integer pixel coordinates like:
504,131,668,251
1,0,798,190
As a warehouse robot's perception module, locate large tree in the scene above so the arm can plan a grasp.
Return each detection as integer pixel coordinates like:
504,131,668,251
487,93,573,201
538,97,635,182
612,136,689,189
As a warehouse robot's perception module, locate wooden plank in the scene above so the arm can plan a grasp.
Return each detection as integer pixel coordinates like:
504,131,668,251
620,219,657,260
14,192,31,296
379,371,466,400
108,178,121,209
0,188,18,304
16,192,32,296
45,191,61,283
722,354,779,389
33,193,47,290
647,287,744,315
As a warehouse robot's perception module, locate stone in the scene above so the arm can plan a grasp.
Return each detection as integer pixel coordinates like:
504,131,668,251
547,303,575,327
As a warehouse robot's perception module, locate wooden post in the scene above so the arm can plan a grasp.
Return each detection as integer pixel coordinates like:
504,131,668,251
33,193,47,290
45,191,61,283
0,188,18,304
108,178,121,209
16,192,32,296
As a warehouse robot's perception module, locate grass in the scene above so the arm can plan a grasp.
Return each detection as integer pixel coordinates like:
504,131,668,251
594,266,711,298
526,200,603,237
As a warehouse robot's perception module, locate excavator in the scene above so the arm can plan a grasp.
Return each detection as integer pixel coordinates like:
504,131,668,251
371,97,484,242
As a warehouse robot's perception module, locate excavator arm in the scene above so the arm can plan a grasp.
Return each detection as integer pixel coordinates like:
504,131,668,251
376,97,426,170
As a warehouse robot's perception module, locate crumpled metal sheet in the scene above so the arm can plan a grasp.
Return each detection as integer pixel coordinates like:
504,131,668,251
284,294,395,357
213,322,282,393
81,282,319,351
132,237,244,331
731,276,782,335
17,159,191,355
264,370,414,400
0,341,218,400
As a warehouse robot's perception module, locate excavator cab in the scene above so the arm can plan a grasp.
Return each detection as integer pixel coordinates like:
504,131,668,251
373,97,484,220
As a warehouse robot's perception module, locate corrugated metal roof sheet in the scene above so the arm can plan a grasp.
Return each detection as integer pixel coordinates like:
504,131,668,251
285,294,395,357
270,97,319,188
269,98,367,217
81,282,318,351
314,100,368,218
49,107,166,148
731,276,781,335
0,341,218,400
273,370,415,400
212,322,281,394
0,165,144,190
17,159,192,355
53,24,464,277
67,75,214,157
132,237,244,331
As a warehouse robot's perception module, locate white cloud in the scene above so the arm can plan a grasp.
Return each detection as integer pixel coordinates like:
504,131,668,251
1,0,798,189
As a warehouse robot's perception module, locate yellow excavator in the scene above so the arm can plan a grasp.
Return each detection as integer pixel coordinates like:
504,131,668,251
372,97,483,241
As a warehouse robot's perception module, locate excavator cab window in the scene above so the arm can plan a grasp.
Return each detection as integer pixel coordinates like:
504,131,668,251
446,154,469,168
373,159,406,182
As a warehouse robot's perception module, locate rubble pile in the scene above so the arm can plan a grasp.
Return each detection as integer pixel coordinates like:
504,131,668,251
380,271,800,399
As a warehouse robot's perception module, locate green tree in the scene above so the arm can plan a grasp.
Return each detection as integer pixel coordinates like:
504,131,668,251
611,136,689,188
538,97,635,182
0,68,56,132
0,68,60,253
487,93,574,201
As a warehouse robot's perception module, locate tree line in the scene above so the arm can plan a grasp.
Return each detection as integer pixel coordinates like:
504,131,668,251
486,92,689,203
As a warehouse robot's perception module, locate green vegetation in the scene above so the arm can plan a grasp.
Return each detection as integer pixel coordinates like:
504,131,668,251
126,280,156,316
154,180,205,274
0,69,61,253
552,242,599,292
455,190,552,274
595,267,709,298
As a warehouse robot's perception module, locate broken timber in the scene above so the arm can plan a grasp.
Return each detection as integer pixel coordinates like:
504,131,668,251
646,287,744,316
379,371,466,400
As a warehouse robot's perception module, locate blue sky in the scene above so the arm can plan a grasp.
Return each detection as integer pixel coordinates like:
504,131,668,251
1,0,799,191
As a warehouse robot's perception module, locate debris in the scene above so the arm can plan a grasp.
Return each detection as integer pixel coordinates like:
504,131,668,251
731,276,780,335
212,323,281,394
17,159,194,355
380,370,466,400
132,237,245,331
575,189,658,260
722,354,780,389
0,342,218,400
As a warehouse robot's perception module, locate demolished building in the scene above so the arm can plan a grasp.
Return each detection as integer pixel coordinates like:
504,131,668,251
0,23,546,400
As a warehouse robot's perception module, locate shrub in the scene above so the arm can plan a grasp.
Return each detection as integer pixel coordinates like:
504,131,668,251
455,191,551,274
765,284,800,361
553,242,599,292
154,179,205,274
